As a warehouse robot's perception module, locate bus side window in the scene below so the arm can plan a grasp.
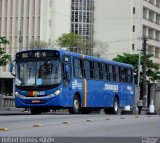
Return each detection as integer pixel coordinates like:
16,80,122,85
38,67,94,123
115,66,119,82
112,65,116,81
102,64,106,80
74,58,83,78
125,68,128,83
112,65,119,82
105,64,110,81
98,63,103,80
94,62,99,80
119,67,125,82
90,61,94,79
109,65,112,81
127,68,132,83
63,56,71,81
84,60,91,79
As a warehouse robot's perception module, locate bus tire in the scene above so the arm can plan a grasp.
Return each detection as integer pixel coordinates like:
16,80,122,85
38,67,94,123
30,108,41,115
69,95,80,114
112,97,119,114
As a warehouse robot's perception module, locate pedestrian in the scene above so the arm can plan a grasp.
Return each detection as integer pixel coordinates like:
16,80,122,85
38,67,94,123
137,99,143,115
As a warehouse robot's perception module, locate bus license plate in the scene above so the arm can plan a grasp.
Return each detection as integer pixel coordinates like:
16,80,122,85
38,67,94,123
32,100,40,103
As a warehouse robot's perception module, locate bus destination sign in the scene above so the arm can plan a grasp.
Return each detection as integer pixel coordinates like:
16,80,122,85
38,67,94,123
16,50,60,60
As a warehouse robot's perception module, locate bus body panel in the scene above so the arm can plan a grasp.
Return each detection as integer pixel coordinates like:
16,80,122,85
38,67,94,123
12,49,135,111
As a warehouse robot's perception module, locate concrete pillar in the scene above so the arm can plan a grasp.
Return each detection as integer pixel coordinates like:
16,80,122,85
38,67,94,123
155,83,160,114
13,78,15,96
0,94,2,110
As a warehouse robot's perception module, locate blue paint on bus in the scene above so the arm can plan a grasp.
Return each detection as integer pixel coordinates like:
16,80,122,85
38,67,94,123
10,49,135,114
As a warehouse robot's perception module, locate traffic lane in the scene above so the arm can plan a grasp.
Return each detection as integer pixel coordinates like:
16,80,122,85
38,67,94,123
0,115,160,137
0,114,105,129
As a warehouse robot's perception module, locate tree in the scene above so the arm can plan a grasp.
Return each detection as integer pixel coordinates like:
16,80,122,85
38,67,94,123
56,33,85,53
93,40,108,58
112,53,160,83
0,37,11,66
30,40,53,49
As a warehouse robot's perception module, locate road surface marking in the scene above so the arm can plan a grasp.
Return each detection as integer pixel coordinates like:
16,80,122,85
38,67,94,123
105,118,112,120
62,121,72,124
135,115,139,118
0,128,9,131
86,119,94,122
32,124,43,127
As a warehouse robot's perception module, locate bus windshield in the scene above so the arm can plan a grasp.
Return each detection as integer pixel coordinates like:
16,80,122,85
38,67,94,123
16,60,62,86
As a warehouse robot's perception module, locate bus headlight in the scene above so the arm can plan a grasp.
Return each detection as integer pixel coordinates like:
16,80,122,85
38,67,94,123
15,92,25,99
48,88,62,98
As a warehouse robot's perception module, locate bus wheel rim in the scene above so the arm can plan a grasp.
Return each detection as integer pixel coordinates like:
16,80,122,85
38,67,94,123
114,101,118,112
74,100,79,110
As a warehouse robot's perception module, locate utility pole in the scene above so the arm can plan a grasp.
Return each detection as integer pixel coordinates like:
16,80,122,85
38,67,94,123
18,0,24,51
142,35,148,107
137,48,142,98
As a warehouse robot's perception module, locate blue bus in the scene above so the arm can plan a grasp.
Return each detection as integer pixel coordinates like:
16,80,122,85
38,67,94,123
10,49,135,114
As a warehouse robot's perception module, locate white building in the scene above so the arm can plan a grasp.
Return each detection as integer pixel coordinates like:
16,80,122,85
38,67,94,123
0,0,71,95
0,0,95,95
0,0,160,96
94,0,160,61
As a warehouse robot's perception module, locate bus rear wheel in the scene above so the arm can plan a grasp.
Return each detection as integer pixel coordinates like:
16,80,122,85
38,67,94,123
104,97,119,114
69,95,80,114
112,97,119,114
30,107,41,115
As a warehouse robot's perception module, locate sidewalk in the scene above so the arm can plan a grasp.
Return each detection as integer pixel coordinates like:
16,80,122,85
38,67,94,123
0,108,30,115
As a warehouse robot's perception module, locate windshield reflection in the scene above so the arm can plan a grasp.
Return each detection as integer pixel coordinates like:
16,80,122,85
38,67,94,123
16,60,61,86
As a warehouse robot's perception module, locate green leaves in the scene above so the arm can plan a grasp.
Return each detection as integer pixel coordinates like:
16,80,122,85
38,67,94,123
30,40,51,49
113,53,160,83
0,37,9,44
56,33,85,50
0,37,11,66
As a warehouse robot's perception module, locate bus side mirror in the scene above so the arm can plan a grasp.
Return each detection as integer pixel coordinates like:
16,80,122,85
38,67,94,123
10,60,16,76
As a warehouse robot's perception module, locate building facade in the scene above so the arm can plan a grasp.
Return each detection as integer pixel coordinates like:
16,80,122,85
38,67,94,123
94,0,160,61
0,0,94,96
71,0,94,54
0,0,160,97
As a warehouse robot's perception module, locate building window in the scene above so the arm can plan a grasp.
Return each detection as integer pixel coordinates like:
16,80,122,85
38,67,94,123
133,7,135,14
49,20,51,27
132,44,135,51
133,25,135,32
50,0,52,8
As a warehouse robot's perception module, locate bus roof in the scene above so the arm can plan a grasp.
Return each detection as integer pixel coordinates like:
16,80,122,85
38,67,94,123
60,49,134,69
16,48,134,69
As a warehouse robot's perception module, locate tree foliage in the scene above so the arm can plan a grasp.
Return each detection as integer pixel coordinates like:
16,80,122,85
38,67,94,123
30,40,53,49
93,40,108,58
56,33,85,53
112,53,160,83
0,37,11,66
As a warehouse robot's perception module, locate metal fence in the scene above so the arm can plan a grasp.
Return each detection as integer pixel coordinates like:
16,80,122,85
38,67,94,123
0,94,15,110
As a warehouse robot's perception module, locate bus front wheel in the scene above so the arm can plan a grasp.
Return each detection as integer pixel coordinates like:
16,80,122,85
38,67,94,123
69,95,80,114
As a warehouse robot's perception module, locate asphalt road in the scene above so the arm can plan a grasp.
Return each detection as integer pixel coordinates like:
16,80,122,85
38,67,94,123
0,112,160,138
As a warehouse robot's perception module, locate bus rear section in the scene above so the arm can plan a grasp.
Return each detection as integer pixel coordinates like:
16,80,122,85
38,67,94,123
71,56,135,114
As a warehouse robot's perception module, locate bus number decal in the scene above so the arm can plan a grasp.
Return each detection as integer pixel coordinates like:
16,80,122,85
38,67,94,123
104,84,118,92
72,80,82,90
